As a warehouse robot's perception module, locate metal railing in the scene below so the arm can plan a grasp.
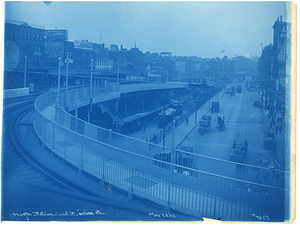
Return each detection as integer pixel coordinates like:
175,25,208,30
33,84,289,221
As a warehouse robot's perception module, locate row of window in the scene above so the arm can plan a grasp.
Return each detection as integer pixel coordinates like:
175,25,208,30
22,44,42,54
6,29,44,41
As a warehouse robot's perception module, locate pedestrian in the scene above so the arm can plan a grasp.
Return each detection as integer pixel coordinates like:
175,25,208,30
186,118,189,125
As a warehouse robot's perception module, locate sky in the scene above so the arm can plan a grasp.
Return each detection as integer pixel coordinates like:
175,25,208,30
4,1,290,58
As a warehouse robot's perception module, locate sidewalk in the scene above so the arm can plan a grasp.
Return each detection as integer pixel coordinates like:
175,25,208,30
262,107,286,170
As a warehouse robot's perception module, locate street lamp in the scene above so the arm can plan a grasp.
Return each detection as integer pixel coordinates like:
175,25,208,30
65,53,72,94
24,56,27,88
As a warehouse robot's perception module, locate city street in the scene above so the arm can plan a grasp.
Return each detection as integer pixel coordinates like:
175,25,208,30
178,81,269,167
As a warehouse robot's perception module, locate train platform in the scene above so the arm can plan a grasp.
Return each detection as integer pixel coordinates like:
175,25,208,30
37,90,264,220
127,92,222,149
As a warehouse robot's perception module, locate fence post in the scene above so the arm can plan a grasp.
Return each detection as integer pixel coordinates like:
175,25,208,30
128,153,134,200
168,130,176,206
75,104,78,133
213,194,217,219
109,129,112,160
102,152,105,181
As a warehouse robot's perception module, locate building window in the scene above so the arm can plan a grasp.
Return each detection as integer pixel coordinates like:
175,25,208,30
14,30,18,37
28,33,31,39
32,33,36,39
34,45,42,55
24,32,27,39
36,34,39,40
36,45,41,53
10,30,14,37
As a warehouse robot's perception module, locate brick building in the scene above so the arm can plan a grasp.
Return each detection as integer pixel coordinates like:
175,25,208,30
4,20,46,72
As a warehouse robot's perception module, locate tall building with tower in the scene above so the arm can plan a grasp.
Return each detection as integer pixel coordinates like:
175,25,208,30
272,15,291,92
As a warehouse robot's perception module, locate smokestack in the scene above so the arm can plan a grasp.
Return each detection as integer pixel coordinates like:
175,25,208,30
280,15,282,22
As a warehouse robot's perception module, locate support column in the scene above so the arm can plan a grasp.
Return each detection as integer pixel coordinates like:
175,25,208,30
88,98,93,123
97,78,100,94
124,100,127,118
142,96,145,112
115,99,119,113
75,105,78,132
115,99,119,133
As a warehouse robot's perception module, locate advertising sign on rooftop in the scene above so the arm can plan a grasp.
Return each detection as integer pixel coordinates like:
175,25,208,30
74,40,94,50
46,30,68,41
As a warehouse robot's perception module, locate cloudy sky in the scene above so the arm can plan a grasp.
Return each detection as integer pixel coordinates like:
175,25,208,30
5,1,290,58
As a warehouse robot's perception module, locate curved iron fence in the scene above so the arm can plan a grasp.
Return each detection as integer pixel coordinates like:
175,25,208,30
33,84,289,221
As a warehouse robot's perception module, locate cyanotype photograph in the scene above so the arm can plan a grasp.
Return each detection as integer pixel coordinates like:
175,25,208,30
1,1,296,223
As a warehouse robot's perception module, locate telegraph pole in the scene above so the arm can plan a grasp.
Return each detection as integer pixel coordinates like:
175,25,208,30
57,57,62,98
90,59,94,97
24,56,27,88
66,55,69,94
88,59,94,123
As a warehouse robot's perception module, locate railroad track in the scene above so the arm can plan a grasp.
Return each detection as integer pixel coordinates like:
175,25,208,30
2,96,197,221
3,98,100,195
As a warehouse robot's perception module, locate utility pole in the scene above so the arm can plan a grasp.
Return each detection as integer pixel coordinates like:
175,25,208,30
24,56,27,88
57,57,62,98
66,54,69,94
90,59,94,98
117,60,119,91
88,59,94,123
